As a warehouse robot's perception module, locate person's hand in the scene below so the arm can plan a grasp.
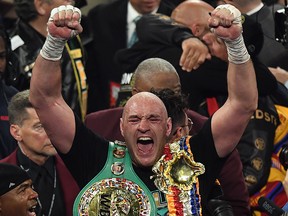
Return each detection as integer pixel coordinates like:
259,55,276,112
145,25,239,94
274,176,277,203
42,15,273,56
208,4,242,42
40,5,83,61
180,37,211,71
208,4,249,64
47,5,83,40
202,32,228,62
269,67,288,86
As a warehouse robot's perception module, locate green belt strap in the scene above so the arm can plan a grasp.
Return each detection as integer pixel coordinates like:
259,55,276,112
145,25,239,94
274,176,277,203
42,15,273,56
73,141,156,215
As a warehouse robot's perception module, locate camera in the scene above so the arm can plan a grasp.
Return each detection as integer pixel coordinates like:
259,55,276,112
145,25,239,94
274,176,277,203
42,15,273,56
208,199,234,216
279,144,288,170
275,7,288,47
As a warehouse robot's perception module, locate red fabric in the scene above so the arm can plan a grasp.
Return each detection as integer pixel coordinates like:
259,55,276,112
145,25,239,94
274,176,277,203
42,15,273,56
85,107,124,141
206,97,219,116
0,116,9,121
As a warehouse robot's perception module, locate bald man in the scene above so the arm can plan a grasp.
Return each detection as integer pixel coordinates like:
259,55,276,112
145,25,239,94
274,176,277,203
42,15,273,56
225,0,286,65
115,0,280,214
29,4,257,215
130,58,250,215
116,0,277,111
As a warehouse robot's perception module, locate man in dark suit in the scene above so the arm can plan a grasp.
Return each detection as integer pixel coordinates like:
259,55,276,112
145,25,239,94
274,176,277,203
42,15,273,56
86,0,174,112
226,0,286,65
85,57,251,216
115,1,280,214
115,12,277,111
1,90,80,216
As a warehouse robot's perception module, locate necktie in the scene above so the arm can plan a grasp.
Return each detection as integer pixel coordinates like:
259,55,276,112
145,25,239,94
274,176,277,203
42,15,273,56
127,16,141,48
36,167,54,215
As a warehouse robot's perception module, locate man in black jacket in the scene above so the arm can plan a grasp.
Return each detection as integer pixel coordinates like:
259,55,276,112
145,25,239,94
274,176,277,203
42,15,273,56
0,26,18,159
115,1,280,214
9,0,88,121
86,0,175,112
115,1,276,109
29,4,259,214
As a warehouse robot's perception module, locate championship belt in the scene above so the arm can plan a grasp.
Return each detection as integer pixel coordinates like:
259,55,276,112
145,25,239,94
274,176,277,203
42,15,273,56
73,141,156,215
151,136,205,216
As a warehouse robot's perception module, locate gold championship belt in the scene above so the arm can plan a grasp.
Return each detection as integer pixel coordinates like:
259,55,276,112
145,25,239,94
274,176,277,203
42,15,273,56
151,136,205,215
73,141,156,215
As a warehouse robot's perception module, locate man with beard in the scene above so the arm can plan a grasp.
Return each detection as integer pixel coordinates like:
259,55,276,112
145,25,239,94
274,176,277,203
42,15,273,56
29,4,258,215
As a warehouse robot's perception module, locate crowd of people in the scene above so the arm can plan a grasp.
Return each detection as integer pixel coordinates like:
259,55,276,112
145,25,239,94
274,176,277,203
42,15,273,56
0,0,288,215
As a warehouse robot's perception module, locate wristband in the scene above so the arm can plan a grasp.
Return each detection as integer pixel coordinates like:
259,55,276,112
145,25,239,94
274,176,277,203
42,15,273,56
214,4,250,64
40,5,82,61
225,34,250,64
40,33,66,61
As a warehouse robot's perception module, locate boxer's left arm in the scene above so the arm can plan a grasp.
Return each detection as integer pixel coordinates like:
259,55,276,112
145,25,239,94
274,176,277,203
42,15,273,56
210,4,258,158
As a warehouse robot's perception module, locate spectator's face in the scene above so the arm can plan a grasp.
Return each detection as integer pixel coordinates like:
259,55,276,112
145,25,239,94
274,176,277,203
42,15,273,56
201,32,228,61
169,113,191,142
120,93,172,167
0,37,7,75
188,15,228,61
10,108,57,164
172,2,228,61
132,72,181,95
0,179,38,216
130,0,161,14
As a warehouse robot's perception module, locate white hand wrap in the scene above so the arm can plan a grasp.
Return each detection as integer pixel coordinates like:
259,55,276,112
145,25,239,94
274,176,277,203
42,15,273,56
49,5,82,23
216,4,250,64
40,5,82,61
216,4,242,26
225,34,250,64
40,33,66,61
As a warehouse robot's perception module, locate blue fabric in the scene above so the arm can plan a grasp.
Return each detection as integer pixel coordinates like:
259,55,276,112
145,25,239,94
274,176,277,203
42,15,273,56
0,81,18,159
282,202,288,211
127,16,141,48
